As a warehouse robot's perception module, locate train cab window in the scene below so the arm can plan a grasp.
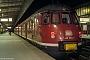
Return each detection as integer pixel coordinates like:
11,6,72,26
51,12,60,24
72,12,79,24
43,13,50,24
62,18,67,23
62,12,71,24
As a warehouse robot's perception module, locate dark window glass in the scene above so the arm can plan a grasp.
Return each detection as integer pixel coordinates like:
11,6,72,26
72,12,79,24
62,12,71,24
52,12,60,24
43,13,50,24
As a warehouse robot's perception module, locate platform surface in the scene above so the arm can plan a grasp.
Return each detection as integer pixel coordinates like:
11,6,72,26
0,32,55,60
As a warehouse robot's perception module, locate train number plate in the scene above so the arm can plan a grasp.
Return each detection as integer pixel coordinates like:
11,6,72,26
65,44,77,51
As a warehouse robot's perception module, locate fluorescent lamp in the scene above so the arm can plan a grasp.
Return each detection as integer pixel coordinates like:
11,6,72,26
19,27,21,28
0,9,1,11
16,27,18,28
7,27,11,29
1,18,8,21
6,29,8,30
2,14,3,16
80,18,89,22
80,22,86,23
9,18,12,22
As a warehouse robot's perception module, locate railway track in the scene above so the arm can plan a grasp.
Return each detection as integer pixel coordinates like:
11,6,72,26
78,38,90,60
79,46,90,60
63,56,77,60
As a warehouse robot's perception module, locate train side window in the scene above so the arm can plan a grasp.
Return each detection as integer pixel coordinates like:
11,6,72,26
43,13,50,24
72,12,79,24
52,12,60,24
62,12,71,24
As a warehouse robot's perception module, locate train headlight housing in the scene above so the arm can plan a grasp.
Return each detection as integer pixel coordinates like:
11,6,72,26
51,32,55,39
79,31,82,38
79,31,82,35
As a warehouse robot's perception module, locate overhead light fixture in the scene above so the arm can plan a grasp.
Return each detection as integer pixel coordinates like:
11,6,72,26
1,18,8,21
6,29,8,30
2,14,3,16
9,18,12,22
16,27,18,28
7,27,11,29
0,9,1,11
80,18,89,22
80,22,87,23
83,9,90,13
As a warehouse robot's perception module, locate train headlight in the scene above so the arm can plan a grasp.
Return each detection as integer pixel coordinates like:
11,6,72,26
51,35,55,39
51,32,55,39
79,31,82,35
79,31,82,38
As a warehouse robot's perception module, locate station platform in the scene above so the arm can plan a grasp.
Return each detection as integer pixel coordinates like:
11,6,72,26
0,32,55,60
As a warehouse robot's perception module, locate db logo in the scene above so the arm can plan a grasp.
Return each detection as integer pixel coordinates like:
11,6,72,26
65,30,73,36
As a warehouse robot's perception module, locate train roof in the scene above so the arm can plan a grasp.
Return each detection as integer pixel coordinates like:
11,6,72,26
37,4,71,12
25,4,72,22
32,4,72,16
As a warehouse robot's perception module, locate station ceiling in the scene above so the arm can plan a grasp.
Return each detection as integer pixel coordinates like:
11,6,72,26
0,0,90,29
0,0,25,29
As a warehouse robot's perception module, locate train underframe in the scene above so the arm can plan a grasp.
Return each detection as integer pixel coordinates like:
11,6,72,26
26,38,82,59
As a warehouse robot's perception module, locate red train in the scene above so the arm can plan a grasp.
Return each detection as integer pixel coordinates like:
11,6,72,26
14,4,82,59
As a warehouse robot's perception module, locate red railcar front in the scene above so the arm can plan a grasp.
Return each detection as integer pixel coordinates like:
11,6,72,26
41,10,82,51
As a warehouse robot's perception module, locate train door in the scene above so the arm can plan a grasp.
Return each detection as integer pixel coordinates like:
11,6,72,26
31,17,38,39
17,27,19,34
27,21,30,38
18,26,21,36
25,23,27,38
33,17,39,37
20,26,22,36
34,18,37,36
22,24,25,37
